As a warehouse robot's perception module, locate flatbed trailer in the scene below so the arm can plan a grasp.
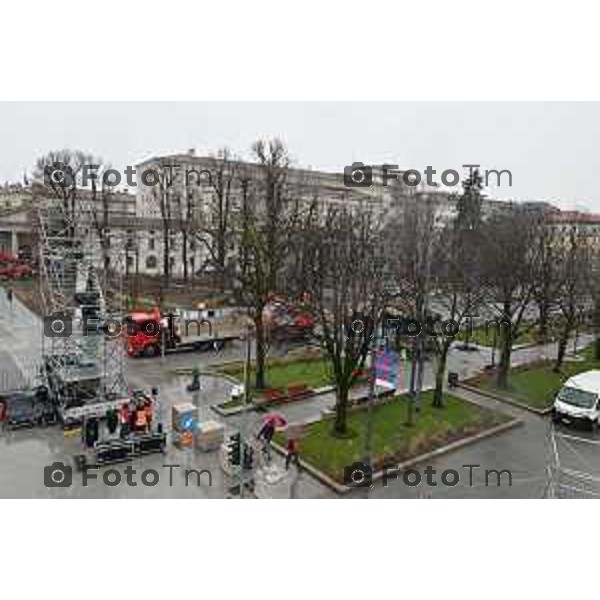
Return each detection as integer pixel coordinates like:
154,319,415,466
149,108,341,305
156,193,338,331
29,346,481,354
124,308,243,358
163,333,240,354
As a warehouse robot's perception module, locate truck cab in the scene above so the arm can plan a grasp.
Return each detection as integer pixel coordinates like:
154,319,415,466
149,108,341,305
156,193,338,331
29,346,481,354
123,309,166,357
553,370,600,430
123,307,238,357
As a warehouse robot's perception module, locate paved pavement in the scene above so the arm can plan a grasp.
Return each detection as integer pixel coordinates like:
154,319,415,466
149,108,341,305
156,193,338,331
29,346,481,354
0,289,41,390
1,290,599,499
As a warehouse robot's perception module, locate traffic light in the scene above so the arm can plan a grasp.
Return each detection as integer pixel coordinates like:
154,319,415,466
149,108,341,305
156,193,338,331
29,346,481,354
242,443,254,470
227,433,241,466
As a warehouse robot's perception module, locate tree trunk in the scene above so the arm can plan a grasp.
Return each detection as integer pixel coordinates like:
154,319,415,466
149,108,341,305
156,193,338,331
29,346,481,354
554,322,571,372
433,345,449,408
406,336,419,425
218,238,226,292
182,230,188,284
254,309,267,390
134,249,140,305
334,384,349,435
464,325,472,349
538,302,549,342
594,301,600,360
496,329,512,389
163,229,170,288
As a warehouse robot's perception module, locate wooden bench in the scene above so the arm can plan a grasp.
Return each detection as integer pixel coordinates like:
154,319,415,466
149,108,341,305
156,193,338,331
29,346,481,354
286,383,311,399
255,384,313,406
254,388,287,406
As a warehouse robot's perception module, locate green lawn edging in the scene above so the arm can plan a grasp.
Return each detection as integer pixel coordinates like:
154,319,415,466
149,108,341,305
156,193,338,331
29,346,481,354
464,345,600,412
458,383,553,415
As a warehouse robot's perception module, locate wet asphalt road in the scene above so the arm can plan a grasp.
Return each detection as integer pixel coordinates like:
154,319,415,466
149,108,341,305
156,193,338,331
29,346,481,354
1,291,599,499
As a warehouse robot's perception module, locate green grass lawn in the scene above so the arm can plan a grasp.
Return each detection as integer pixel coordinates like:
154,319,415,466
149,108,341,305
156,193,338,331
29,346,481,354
471,344,600,410
219,356,333,391
275,391,510,483
456,317,588,348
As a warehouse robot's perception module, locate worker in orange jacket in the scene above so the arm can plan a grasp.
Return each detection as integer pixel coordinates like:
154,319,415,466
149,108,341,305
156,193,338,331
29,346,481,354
119,404,130,438
144,400,153,432
135,406,147,432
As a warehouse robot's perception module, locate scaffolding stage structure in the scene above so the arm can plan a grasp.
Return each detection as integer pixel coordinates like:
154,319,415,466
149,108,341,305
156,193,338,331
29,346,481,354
33,180,128,424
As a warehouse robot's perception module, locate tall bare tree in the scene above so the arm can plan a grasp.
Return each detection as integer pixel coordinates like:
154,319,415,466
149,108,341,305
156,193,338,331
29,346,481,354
428,216,484,408
34,149,99,241
295,202,386,435
531,210,561,342
146,163,179,292
481,205,538,388
199,148,238,291
553,224,590,371
587,242,600,361
232,139,299,389
453,170,485,350
386,192,439,421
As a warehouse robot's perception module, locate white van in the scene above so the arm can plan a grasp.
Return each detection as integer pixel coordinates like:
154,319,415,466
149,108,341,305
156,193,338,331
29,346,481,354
553,370,600,430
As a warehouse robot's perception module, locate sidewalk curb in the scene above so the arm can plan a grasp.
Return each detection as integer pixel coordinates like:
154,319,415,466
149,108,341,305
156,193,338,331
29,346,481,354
210,402,253,417
273,413,523,495
172,368,241,387
457,383,553,416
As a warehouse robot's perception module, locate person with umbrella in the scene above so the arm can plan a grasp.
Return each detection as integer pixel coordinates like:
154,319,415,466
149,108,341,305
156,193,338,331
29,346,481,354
257,413,287,463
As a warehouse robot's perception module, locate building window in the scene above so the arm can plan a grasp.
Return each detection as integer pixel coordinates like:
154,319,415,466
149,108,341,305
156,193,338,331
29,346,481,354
146,255,157,269
149,238,155,250
126,256,134,269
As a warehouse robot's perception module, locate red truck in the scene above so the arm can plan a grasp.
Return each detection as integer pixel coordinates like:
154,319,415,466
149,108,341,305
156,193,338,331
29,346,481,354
124,298,315,358
123,307,240,357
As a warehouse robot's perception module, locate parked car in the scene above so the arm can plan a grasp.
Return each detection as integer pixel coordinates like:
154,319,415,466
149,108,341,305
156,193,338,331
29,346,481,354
0,387,55,428
553,370,600,430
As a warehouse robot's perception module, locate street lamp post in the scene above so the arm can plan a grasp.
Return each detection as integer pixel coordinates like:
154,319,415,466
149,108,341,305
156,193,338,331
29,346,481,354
364,327,378,472
238,321,254,499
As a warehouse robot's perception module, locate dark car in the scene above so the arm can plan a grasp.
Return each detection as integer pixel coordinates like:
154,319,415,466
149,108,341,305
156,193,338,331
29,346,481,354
0,387,56,428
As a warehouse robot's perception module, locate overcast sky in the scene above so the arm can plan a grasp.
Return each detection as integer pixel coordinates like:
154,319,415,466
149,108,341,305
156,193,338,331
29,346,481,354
1,102,598,211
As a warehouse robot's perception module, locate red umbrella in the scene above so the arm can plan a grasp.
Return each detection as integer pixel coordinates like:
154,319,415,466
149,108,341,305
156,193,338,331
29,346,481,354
262,412,288,430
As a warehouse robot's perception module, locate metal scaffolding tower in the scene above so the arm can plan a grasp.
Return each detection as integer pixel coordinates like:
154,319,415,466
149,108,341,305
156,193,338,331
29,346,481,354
33,182,127,423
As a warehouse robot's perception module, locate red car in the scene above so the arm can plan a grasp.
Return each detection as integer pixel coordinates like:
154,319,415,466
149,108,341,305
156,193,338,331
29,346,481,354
0,252,33,280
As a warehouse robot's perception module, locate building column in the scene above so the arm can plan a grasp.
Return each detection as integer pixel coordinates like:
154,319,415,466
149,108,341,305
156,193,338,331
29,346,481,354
11,231,18,255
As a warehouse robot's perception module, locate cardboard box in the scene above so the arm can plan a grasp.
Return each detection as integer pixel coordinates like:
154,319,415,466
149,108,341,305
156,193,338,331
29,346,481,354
195,419,225,451
171,403,199,432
